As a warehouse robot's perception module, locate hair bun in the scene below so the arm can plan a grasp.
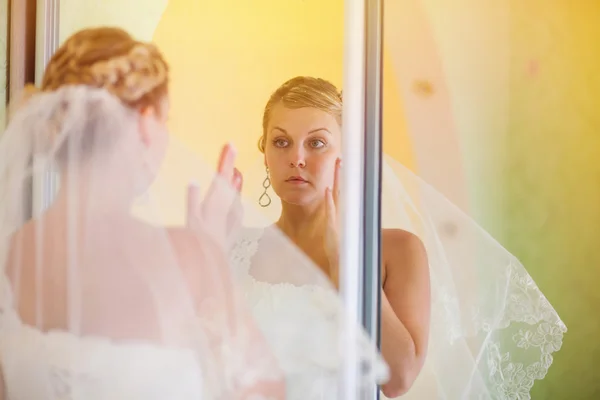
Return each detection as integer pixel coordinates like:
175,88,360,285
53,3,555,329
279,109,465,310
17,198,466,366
88,44,166,104
40,27,169,111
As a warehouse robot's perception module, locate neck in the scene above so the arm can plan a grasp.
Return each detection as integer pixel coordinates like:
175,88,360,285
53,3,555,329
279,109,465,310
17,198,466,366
276,200,327,242
52,179,133,219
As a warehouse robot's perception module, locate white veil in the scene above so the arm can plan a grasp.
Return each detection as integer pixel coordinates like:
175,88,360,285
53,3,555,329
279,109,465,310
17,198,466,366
242,152,566,399
0,85,387,399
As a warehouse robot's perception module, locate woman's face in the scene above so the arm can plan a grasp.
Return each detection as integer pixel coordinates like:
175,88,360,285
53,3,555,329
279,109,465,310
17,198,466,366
264,103,341,207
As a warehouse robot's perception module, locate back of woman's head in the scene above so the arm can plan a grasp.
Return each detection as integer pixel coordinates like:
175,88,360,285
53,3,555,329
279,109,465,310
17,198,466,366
8,28,171,166
42,27,169,112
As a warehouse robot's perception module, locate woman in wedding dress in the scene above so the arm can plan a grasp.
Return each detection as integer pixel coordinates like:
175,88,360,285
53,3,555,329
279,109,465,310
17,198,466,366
0,27,292,399
231,76,567,399
247,76,427,399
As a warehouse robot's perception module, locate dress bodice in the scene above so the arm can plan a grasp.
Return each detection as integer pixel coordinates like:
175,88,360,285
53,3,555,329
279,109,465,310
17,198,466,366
229,227,388,399
0,276,205,400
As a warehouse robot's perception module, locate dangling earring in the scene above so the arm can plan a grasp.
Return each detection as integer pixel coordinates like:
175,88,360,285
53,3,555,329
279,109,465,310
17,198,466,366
259,167,272,207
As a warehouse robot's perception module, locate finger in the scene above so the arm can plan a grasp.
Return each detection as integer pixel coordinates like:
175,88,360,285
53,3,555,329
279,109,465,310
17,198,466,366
233,168,243,192
333,158,341,206
203,172,237,222
325,187,336,226
217,143,237,180
204,144,238,213
186,181,200,228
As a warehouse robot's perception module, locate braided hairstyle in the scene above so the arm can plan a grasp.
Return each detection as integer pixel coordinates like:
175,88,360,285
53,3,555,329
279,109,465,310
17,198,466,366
41,27,169,114
13,27,170,165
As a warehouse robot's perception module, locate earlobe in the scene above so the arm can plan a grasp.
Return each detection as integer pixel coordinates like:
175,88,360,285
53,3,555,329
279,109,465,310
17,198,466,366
138,105,160,147
138,115,151,148
140,105,155,117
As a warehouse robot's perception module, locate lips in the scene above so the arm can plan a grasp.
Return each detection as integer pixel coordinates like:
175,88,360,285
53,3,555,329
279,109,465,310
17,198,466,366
286,176,308,183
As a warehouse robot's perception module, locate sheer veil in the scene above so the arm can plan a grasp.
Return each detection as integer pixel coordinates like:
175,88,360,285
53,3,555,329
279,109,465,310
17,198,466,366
242,153,566,399
0,85,387,399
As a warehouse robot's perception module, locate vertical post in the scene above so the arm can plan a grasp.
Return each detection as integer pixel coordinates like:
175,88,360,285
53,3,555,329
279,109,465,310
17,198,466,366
35,0,59,82
340,0,384,398
8,0,37,100
33,0,60,216
8,0,38,222
339,0,366,398
362,0,384,387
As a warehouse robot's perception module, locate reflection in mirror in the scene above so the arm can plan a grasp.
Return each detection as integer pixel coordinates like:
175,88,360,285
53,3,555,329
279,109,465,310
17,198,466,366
244,72,566,399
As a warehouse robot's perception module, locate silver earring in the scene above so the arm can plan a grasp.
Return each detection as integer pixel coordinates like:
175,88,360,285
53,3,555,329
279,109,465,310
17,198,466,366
259,167,272,207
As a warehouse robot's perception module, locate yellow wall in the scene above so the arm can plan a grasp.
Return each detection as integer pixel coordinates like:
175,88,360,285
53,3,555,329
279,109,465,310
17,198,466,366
57,0,415,224
153,0,413,172
499,2,600,398
59,0,167,42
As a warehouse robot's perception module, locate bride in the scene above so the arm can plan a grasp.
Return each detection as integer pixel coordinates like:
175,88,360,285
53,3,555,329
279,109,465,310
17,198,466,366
231,76,567,399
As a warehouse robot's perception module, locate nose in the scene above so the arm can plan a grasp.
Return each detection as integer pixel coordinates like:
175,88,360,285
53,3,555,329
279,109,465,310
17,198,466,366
289,148,306,168
289,160,306,168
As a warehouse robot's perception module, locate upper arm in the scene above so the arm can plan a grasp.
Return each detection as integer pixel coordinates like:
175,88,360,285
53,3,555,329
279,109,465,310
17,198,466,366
382,229,431,358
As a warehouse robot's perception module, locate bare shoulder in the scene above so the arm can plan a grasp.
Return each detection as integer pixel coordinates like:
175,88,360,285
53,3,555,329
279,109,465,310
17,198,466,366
382,229,428,281
382,229,427,259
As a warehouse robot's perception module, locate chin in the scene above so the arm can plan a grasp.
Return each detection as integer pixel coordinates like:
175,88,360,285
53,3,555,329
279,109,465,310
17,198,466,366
279,193,322,207
274,184,325,207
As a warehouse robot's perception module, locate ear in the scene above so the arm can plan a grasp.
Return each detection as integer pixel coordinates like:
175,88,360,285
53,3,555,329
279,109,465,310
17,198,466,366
263,154,268,169
138,106,156,147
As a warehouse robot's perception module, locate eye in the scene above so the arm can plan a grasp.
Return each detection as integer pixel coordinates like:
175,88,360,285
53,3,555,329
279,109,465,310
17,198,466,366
309,139,326,149
272,138,289,148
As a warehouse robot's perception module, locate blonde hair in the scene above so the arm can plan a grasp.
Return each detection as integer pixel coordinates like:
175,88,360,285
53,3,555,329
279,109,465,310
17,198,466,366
40,27,169,113
10,28,170,165
259,76,342,153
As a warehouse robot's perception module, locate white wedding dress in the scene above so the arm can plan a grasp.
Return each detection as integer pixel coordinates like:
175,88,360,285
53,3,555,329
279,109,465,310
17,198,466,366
232,227,340,399
231,227,389,399
231,227,443,400
0,273,206,400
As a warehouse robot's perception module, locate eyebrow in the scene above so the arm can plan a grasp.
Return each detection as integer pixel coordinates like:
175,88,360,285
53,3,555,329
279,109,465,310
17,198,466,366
271,127,332,135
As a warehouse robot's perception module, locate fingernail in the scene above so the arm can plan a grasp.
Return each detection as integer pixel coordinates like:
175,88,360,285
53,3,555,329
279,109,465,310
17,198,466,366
228,142,237,155
189,179,200,188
